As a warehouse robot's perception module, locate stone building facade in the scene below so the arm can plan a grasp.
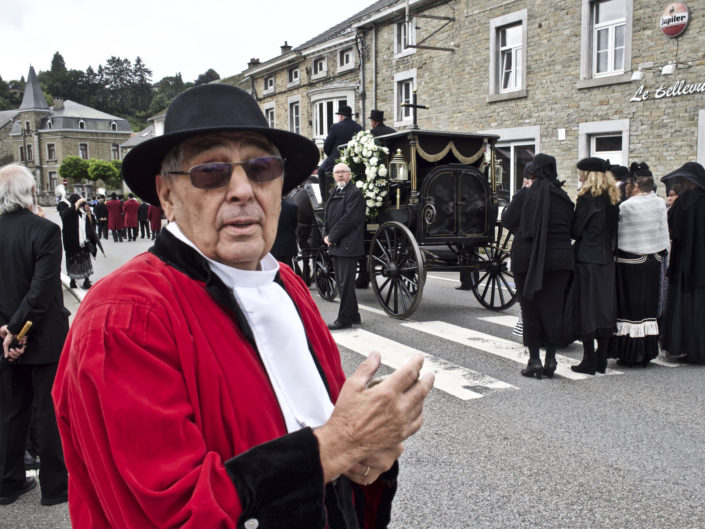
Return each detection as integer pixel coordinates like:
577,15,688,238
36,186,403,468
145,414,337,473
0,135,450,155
2,66,132,201
231,0,704,199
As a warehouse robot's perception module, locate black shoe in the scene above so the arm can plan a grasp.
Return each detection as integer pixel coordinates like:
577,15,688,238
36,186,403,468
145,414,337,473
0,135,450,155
521,358,543,379
82,279,92,289
328,320,353,330
69,279,77,289
455,284,473,291
352,314,362,325
24,450,40,471
543,357,558,379
571,358,596,375
0,477,37,505
41,493,68,506
355,281,369,289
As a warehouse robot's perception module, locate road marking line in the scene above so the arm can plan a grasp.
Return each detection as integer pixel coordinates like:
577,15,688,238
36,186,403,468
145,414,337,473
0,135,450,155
402,321,623,379
479,315,518,328
651,357,680,368
331,328,517,401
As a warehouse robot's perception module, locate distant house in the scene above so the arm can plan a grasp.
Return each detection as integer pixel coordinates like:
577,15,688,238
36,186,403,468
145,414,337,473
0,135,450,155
1,66,132,200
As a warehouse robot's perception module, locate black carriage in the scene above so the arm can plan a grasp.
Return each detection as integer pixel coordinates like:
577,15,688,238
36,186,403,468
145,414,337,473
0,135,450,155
294,129,517,319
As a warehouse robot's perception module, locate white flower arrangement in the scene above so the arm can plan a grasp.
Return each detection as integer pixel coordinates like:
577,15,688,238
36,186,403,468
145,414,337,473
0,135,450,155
339,131,390,218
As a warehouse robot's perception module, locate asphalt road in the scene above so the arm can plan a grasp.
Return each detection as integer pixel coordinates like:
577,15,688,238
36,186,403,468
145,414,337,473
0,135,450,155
5,208,704,528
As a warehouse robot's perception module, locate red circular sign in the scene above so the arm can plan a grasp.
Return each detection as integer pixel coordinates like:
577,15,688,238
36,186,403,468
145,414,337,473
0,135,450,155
660,3,689,37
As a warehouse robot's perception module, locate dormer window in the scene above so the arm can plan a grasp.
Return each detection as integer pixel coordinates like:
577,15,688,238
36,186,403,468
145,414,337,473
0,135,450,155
288,67,300,85
263,76,274,93
110,121,118,131
312,57,327,78
78,119,86,130
47,119,53,129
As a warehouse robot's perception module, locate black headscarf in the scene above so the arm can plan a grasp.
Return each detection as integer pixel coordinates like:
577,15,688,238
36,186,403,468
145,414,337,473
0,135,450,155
519,154,564,299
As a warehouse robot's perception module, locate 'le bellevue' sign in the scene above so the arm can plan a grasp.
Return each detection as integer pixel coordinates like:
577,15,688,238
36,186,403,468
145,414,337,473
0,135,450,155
631,79,705,102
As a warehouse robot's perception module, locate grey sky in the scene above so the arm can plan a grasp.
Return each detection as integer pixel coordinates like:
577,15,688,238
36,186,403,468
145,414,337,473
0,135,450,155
2,0,369,83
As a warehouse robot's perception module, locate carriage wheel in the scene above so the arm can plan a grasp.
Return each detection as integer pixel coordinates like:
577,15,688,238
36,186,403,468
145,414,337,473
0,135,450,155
472,224,517,311
369,221,425,319
314,247,337,301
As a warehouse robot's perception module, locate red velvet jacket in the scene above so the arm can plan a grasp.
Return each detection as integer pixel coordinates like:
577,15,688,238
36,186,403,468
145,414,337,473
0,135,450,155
122,198,139,228
53,230,396,529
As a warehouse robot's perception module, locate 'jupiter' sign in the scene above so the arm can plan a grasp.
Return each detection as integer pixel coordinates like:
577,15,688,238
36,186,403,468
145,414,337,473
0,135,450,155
660,3,689,37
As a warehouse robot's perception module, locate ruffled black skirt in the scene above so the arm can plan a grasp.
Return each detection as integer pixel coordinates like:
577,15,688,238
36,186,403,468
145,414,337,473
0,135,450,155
66,248,93,279
607,250,662,365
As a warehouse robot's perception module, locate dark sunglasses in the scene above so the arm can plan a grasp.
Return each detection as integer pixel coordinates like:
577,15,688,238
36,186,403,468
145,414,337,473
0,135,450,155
168,156,285,189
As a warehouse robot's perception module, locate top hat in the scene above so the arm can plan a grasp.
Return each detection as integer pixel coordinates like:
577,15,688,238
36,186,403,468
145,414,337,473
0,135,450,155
369,109,385,122
122,84,319,205
335,105,353,117
577,157,608,173
661,161,705,191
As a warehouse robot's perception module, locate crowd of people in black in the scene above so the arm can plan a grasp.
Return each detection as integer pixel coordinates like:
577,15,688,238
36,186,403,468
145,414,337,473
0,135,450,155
503,155,705,379
52,186,165,289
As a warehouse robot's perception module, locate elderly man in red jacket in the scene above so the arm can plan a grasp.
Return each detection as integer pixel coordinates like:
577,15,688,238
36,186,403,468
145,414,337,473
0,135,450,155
52,84,434,529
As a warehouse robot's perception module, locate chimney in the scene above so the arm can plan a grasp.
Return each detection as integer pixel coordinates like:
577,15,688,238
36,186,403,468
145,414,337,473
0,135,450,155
280,41,292,54
53,98,64,111
248,58,261,68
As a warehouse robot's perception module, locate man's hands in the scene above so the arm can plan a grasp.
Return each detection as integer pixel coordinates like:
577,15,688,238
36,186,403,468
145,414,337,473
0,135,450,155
314,352,434,485
1,324,27,360
324,235,332,246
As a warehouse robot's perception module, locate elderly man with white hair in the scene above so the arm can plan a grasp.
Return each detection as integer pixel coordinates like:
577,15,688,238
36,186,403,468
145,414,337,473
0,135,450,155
0,163,69,506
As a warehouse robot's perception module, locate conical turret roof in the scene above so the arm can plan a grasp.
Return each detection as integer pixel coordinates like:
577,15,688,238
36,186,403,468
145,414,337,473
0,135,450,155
19,66,49,111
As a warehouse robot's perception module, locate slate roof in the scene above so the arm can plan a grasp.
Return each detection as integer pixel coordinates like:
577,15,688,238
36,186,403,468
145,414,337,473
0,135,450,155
51,100,128,122
120,124,155,148
295,0,397,50
0,110,18,129
18,66,49,111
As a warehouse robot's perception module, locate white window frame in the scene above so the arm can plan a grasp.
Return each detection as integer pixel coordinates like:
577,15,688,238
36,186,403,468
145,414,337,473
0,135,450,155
592,0,626,77
288,96,301,135
310,87,356,140
579,0,633,88
46,143,56,161
337,47,355,73
79,143,89,159
287,67,300,87
395,18,417,58
263,102,275,128
698,109,705,166
78,119,85,130
312,57,327,80
46,119,52,129
489,10,527,102
394,69,417,127
578,119,630,165
48,171,57,191
110,121,118,131
263,75,275,95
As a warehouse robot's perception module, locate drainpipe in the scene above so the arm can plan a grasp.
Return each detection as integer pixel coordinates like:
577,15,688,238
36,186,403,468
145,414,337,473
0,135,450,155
357,31,366,129
372,25,377,113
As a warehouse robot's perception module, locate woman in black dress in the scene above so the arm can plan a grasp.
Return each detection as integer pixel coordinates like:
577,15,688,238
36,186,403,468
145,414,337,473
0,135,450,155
60,194,93,289
570,158,620,374
501,154,575,379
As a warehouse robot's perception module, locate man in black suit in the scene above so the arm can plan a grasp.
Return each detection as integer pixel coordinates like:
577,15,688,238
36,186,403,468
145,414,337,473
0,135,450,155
324,162,365,330
137,200,151,239
318,105,362,202
368,109,396,137
0,164,69,506
93,195,109,239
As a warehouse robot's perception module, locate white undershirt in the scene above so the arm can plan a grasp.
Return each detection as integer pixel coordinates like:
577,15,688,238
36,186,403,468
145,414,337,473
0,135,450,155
166,222,334,432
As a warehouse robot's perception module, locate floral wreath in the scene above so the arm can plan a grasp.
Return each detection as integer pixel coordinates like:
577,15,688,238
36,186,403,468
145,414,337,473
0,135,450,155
339,130,390,219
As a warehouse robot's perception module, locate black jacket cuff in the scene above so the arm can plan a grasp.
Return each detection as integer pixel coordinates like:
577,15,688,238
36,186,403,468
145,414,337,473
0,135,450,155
224,427,326,529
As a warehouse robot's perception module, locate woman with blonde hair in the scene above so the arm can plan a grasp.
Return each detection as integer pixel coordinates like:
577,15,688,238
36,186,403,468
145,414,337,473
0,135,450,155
570,158,620,374
607,162,670,366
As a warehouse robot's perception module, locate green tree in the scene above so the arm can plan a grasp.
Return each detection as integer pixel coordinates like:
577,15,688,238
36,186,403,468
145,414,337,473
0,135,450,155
59,156,89,183
108,160,124,189
195,68,220,85
0,75,13,110
88,158,120,189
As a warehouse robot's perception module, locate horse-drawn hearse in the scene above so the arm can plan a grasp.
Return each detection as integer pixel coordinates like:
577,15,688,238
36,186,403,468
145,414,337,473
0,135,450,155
288,127,517,319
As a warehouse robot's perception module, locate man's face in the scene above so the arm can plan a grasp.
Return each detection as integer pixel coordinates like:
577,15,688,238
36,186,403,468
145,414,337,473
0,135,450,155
333,164,352,187
156,132,282,271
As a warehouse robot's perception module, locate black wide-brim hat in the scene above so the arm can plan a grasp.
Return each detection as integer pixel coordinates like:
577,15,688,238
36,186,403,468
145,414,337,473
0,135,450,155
661,162,705,191
577,157,608,173
122,84,320,205
608,164,629,181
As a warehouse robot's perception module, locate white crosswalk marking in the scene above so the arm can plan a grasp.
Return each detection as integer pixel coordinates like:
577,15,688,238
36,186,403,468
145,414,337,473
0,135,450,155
402,321,624,379
331,328,516,400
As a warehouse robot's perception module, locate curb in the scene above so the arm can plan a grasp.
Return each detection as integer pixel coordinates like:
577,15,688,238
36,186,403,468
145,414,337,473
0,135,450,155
60,274,87,303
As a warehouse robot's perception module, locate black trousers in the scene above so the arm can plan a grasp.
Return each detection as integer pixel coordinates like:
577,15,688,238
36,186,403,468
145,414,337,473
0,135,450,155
333,255,360,323
112,228,123,242
98,220,108,239
139,220,150,239
0,362,67,499
319,170,333,203
127,227,138,241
